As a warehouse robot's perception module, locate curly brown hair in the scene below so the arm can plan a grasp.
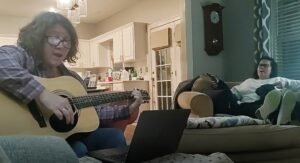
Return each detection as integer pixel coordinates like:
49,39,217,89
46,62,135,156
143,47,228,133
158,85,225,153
17,12,78,63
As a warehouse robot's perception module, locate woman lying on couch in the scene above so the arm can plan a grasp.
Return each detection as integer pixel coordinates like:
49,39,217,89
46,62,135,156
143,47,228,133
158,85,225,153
175,56,300,125
230,56,300,125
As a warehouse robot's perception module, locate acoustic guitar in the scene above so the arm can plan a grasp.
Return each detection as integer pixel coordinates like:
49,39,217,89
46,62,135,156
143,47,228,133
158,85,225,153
0,76,149,139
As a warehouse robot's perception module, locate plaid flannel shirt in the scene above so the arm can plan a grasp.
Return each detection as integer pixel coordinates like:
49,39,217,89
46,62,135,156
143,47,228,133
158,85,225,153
0,45,130,122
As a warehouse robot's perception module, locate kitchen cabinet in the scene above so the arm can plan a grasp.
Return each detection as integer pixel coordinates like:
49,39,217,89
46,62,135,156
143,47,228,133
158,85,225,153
90,34,113,67
122,26,134,61
65,39,90,68
112,82,124,91
113,22,147,63
113,31,122,63
77,39,90,68
89,39,99,67
108,80,150,92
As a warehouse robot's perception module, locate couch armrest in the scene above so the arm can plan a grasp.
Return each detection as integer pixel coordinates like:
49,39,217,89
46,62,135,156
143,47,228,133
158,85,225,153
177,91,213,117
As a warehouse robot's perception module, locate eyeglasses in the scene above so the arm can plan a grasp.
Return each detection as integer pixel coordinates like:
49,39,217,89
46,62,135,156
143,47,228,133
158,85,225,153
45,36,71,49
258,63,271,68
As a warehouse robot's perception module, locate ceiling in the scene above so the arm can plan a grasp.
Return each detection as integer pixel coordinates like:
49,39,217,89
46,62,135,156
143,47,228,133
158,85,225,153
0,0,141,24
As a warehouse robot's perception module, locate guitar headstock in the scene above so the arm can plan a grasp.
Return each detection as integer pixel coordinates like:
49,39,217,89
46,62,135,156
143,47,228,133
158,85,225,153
138,89,150,103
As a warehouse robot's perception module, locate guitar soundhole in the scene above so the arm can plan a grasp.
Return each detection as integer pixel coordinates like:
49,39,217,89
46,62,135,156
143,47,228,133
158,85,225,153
49,94,78,132
49,112,78,132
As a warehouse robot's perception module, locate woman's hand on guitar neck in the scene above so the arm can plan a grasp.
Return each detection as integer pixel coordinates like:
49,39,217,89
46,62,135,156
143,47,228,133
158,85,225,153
128,90,143,114
35,89,74,124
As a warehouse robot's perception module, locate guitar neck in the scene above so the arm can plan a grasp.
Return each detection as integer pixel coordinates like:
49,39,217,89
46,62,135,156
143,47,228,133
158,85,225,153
70,91,134,109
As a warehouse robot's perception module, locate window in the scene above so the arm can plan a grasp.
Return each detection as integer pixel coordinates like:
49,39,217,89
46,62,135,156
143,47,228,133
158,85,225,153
155,48,172,110
272,0,300,79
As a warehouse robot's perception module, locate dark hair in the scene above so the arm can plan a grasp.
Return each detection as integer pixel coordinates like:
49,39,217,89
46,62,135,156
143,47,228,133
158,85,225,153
253,56,278,79
17,12,78,63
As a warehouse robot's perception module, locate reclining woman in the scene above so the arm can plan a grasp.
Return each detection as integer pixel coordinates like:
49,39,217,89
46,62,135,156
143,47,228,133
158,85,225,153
229,56,300,124
176,56,300,125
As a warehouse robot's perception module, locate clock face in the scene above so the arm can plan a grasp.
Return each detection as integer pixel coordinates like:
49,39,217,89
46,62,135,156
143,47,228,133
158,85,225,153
210,11,220,24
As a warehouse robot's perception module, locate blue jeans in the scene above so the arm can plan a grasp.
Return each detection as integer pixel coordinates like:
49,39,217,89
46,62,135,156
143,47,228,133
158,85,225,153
68,128,127,157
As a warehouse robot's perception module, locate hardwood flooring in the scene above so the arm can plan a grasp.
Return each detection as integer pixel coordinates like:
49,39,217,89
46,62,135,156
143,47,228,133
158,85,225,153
124,123,136,144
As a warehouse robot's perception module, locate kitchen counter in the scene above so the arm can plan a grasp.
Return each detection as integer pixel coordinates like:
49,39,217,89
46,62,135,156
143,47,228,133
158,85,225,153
97,80,149,92
123,80,149,82
97,80,149,84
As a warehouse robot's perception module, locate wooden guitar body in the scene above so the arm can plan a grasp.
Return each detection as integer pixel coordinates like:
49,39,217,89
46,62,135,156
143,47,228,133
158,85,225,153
0,76,99,139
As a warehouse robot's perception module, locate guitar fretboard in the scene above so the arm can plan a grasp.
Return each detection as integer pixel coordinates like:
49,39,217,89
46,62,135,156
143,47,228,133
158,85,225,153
70,91,134,109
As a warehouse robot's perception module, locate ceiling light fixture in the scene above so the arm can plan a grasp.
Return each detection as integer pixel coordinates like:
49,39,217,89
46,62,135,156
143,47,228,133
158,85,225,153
56,0,87,24
68,8,80,24
56,0,74,10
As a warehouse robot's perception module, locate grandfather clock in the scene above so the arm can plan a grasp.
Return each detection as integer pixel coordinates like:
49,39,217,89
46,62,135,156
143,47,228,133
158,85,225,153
202,3,224,55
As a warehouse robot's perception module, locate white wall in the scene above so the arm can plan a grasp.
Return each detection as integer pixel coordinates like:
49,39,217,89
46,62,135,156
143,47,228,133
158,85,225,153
74,23,97,39
223,0,255,81
0,16,30,36
185,0,255,81
95,0,183,35
0,15,96,39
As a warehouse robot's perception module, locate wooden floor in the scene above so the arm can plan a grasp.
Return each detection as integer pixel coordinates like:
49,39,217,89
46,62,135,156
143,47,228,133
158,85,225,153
124,123,136,144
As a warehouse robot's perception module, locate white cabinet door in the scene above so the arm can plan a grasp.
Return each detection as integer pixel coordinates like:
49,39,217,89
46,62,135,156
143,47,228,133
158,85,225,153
78,40,90,68
65,39,90,68
112,23,147,64
113,31,122,63
123,23,147,63
90,34,114,68
89,39,99,67
122,26,134,62
0,36,17,46
98,43,112,67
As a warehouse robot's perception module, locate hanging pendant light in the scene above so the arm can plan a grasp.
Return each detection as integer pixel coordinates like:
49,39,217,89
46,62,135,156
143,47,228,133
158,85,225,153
79,0,87,17
68,8,80,24
56,0,74,10
56,0,88,24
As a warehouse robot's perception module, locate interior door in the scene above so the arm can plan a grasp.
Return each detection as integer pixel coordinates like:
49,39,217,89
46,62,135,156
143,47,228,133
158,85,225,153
149,18,181,110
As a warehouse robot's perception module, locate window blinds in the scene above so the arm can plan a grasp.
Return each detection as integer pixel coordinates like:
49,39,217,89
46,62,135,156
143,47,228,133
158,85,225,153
275,0,300,79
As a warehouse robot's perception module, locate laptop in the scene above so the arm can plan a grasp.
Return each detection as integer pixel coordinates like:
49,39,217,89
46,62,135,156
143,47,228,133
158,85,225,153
88,109,190,163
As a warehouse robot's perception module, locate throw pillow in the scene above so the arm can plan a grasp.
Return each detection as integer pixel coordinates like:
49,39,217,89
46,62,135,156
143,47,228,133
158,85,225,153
191,73,218,92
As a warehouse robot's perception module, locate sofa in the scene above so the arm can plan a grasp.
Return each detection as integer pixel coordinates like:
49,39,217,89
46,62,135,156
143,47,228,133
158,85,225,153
174,77,300,162
0,135,104,163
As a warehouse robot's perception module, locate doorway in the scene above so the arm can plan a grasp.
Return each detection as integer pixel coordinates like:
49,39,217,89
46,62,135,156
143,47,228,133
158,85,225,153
149,17,182,110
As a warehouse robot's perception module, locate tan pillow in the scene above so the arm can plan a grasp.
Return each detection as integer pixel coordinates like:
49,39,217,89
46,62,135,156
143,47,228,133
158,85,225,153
192,73,219,92
191,77,213,92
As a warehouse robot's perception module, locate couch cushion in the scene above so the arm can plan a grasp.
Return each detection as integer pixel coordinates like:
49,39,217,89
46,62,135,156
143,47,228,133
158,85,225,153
177,125,300,153
227,148,300,163
0,135,78,163
144,152,233,163
0,146,10,163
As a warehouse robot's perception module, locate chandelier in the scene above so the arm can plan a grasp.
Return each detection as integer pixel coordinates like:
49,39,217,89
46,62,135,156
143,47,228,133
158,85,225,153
56,0,87,24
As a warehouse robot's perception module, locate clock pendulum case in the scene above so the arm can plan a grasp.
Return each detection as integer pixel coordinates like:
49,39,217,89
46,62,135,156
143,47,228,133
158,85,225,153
202,3,224,55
